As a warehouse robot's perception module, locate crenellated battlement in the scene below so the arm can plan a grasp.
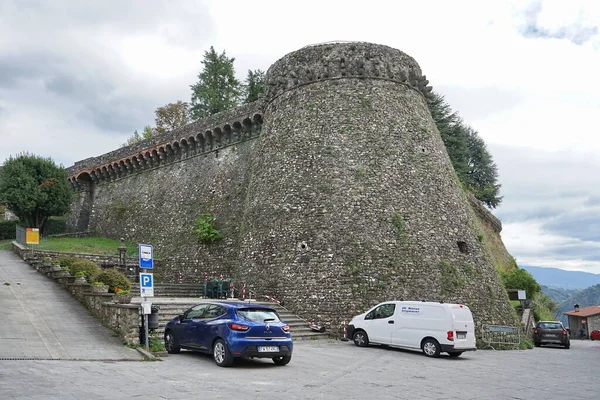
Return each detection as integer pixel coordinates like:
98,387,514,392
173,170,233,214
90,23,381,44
264,42,434,104
67,102,263,189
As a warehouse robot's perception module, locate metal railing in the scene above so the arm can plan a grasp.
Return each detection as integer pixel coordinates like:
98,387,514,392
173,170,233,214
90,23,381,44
15,225,26,245
481,324,521,350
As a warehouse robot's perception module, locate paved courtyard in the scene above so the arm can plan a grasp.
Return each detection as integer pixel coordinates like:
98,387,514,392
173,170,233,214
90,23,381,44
1,339,599,399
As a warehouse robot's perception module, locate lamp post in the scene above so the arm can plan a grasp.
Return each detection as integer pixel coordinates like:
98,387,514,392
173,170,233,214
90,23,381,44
118,238,128,275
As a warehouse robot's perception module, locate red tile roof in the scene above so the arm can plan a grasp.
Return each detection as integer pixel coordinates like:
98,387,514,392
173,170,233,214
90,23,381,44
564,305,600,317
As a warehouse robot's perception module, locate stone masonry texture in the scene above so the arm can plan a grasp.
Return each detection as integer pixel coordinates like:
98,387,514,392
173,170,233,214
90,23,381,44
66,42,517,332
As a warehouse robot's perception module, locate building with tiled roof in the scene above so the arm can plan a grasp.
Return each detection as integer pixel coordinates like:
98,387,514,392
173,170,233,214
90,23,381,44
564,305,600,338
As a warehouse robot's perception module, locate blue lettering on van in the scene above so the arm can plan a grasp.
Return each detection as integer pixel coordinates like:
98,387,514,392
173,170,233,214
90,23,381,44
401,306,420,313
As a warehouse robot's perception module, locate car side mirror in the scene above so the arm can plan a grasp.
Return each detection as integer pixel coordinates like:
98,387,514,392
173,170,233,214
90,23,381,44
178,314,185,322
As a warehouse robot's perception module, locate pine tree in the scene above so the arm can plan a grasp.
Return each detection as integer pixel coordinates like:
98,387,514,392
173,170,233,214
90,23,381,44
243,69,265,104
190,47,241,120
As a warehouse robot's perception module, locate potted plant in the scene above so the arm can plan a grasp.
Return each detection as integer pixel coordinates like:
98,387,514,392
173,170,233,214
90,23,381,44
91,281,109,293
113,287,133,304
73,271,87,284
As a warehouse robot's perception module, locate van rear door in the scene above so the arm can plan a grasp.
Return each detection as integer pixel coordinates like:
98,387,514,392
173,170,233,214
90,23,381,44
450,305,476,350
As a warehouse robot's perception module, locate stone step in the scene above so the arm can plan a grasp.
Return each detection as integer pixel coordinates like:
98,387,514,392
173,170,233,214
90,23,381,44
132,297,329,341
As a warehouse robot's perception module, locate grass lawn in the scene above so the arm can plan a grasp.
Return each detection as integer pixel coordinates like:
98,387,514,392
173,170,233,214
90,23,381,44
0,240,12,251
33,237,141,257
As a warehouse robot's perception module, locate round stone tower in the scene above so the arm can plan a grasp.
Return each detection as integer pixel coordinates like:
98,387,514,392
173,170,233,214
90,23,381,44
239,42,515,330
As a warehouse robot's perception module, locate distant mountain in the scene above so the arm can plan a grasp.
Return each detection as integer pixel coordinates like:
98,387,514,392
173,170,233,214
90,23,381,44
542,286,580,303
554,284,600,328
522,266,600,290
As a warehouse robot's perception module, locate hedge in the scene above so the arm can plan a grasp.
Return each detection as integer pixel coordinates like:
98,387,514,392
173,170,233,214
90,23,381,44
43,217,68,236
0,220,17,240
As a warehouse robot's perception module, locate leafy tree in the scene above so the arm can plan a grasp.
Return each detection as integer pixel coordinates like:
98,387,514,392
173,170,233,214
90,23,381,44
500,268,541,300
190,46,241,120
427,92,502,208
0,153,71,230
154,101,190,135
121,125,156,147
243,69,265,104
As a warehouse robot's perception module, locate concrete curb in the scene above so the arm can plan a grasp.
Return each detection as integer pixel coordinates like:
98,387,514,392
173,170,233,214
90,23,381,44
135,347,159,361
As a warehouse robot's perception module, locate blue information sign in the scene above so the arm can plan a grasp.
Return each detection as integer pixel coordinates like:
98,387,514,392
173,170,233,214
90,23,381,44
140,272,154,297
139,244,153,269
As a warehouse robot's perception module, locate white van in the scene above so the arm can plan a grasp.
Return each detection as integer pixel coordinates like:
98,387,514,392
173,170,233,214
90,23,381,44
346,301,477,357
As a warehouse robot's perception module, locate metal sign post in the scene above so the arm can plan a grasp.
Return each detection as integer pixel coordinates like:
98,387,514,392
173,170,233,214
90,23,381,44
139,244,154,351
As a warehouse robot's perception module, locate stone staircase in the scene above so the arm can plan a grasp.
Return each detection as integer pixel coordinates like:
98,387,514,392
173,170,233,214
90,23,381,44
129,286,330,341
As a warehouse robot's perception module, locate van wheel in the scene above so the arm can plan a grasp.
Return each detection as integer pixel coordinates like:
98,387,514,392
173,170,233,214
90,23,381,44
448,352,462,358
353,330,369,347
421,339,441,357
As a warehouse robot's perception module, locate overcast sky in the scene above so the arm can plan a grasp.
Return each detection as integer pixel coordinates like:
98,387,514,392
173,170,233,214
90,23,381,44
1,0,599,274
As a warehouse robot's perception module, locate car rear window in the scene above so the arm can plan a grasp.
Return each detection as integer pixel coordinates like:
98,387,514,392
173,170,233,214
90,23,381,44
539,322,562,329
236,308,280,322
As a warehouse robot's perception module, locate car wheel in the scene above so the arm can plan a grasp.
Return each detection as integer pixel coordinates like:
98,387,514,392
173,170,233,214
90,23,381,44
213,339,234,367
272,355,292,366
534,341,541,347
164,330,180,354
564,344,570,349
352,330,369,347
421,338,441,358
448,352,463,358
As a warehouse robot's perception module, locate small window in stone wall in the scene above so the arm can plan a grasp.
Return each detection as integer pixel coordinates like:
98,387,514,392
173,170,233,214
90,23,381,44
457,241,468,254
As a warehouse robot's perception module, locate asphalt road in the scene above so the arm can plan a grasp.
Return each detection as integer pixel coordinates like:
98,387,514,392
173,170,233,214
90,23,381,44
1,339,599,399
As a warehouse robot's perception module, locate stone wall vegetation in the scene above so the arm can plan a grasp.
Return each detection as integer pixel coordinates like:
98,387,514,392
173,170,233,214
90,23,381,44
64,42,518,334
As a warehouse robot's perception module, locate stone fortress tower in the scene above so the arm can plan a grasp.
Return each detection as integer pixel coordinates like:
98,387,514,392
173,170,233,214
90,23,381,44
67,42,516,331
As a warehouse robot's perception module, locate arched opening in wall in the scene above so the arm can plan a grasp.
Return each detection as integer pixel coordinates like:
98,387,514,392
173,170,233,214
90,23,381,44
223,124,233,145
253,114,263,135
111,163,120,178
172,141,181,158
187,137,196,154
457,241,469,254
101,166,108,179
164,145,173,161
179,139,188,157
143,151,152,167
152,149,160,165
232,121,242,142
213,127,223,148
118,160,126,176
205,131,213,150
196,133,206,152
131,156,139,170
74,172,94,232
242,118,252,138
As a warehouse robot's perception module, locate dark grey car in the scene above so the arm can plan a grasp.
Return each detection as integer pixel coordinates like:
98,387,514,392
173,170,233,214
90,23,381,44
533,321,570,349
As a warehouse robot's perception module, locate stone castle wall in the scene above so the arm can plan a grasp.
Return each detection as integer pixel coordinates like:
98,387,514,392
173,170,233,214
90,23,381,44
66,42,517,330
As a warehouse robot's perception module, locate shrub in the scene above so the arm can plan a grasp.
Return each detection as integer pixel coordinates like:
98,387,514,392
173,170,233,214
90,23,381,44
194,214,222,243
56,257,79,269
0,220,17,240
68,259,100,283
94,269,131,293
43,217,67,235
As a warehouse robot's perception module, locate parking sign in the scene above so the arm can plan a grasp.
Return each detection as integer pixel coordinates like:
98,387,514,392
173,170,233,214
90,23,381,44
140,272,154,297
139,244,153,269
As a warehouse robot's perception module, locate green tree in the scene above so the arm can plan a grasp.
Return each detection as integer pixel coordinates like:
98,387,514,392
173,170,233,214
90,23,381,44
243,69,265,103
427,92,502,208
0,154,71,230
154,101,190,135
121,125,156,147
500,268,541,300
464,127,503,208
190,46,241,120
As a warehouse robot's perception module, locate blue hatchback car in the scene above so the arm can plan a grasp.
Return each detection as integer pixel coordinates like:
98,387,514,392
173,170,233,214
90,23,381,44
163,301,293,367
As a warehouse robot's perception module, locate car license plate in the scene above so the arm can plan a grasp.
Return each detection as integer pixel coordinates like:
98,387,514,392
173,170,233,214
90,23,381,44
258,346,279,353
457,333,466,339
545,334,557,337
